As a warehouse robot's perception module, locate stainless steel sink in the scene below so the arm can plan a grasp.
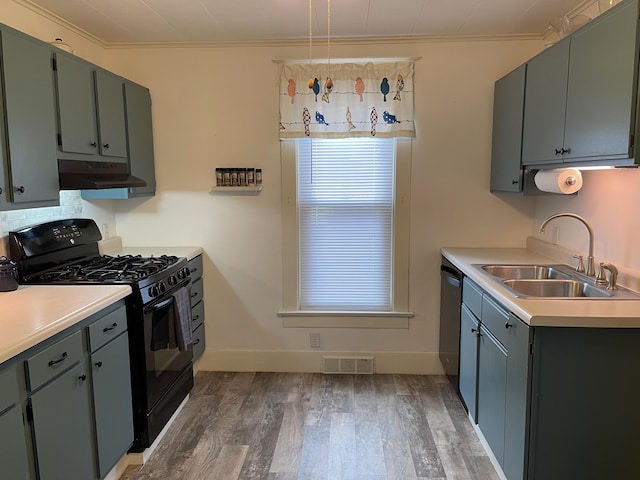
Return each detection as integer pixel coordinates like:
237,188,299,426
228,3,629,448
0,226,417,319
502,279,612,298
481,264,571,280
473,263,640,299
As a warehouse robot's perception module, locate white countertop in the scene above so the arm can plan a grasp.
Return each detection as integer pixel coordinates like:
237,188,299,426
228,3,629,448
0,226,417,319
99,237,202,261
442,247,640,328
0,285,131,364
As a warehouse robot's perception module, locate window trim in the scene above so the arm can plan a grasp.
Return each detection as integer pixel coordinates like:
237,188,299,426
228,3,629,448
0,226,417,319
278,138,413,329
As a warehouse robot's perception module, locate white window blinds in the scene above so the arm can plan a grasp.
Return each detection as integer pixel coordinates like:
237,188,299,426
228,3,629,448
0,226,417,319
297,137,395,311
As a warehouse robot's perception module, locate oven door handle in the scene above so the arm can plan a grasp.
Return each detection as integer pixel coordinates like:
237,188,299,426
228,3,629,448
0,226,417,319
145,297,174,313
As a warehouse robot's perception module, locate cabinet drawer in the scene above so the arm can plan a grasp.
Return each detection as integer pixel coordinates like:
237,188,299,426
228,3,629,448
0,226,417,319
190,277,203,307
463,277,483,319
26,330,83,392
192,300,204,330
0,363,19,413
481,295,511,346
188,255,203,282
193,323,205,361
88,305,128,353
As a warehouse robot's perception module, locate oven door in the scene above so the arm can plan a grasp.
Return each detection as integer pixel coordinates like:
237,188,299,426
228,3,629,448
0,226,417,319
142,288,193,411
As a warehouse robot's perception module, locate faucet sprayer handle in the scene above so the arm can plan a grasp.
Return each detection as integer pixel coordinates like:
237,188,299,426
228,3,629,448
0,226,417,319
572,254,585,274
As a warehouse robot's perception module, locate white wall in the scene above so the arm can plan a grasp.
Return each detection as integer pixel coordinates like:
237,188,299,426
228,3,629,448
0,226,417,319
102,39,543,372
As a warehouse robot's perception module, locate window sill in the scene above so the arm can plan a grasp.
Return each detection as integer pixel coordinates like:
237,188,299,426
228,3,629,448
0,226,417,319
277,310,414,329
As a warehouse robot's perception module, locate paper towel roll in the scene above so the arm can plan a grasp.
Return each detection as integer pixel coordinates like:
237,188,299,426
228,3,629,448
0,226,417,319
534,168,583,194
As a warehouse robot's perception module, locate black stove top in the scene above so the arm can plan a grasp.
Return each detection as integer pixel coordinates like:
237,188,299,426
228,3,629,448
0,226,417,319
9,219,191,305
33,254,180,283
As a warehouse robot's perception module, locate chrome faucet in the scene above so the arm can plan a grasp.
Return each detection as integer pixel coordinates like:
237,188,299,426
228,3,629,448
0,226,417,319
539,213,596,277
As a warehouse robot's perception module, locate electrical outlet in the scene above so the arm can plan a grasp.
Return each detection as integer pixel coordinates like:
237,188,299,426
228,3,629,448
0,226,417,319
102,223,110,240
310,332,320,348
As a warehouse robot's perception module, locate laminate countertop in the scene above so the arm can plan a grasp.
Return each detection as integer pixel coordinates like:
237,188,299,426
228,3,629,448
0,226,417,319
99,237,202,261
442,247,640,328
0,285,131,364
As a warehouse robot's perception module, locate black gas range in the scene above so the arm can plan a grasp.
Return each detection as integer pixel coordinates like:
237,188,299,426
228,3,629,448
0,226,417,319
9,218,194,452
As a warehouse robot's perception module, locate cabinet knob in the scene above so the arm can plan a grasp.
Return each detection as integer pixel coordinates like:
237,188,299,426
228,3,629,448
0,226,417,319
0,187,3,194
95,361,103,368
471,328,481,337
16,186,25,194
78,374,87,382
90,142,97,147
505,322,513,329
103,143,110,149
511,179,519,185
561,147,570,155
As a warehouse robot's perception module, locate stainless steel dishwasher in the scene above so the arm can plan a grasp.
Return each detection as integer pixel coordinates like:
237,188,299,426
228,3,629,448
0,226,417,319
439,256,463,392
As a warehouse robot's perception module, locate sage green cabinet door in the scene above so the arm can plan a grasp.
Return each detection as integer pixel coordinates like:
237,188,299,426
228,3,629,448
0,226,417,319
564,0,637,162
91,332,134,478
477,327,507,468
0,30,59,204
503,314,531,480
521,39,570,166
459,305,479,422
95,71,127,158
55,53,98,155
490,65,526,193
124,82,156,196
0,406,30,480
30,363,95,480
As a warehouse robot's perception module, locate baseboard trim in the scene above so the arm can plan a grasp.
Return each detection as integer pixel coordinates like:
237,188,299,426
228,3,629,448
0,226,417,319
196,349,445,374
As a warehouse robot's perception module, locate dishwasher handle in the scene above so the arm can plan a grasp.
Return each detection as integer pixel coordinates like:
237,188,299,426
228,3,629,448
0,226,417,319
441,265,462,289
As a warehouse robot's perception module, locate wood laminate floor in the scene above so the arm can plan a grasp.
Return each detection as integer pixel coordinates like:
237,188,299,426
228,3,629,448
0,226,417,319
120,372,500,480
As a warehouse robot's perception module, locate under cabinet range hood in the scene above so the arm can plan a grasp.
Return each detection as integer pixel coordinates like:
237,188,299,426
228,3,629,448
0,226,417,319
58,159,146,190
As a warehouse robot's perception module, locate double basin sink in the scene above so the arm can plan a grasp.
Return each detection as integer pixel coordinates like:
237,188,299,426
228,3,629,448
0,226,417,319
474,264,640,299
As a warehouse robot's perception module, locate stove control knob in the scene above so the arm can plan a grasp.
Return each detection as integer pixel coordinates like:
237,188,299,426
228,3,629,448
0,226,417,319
158,282,166,294
168,275,177,286
177,268,190,280
148,286,157,298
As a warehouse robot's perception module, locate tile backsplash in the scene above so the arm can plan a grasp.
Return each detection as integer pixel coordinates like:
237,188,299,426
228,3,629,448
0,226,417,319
0,191,83,252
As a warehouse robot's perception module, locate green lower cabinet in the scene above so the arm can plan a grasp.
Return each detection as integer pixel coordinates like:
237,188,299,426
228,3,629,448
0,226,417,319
91,332,134,478
30,363,95,480
458,305,479,421
0,406,30,479
477,326,507,465
528,327,640,480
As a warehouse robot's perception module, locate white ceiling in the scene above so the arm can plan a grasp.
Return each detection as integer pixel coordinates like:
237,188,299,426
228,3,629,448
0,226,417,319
22,0,596,45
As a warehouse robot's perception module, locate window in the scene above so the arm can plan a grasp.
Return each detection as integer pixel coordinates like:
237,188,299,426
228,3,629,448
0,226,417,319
280,138,413,328
298,137,394,311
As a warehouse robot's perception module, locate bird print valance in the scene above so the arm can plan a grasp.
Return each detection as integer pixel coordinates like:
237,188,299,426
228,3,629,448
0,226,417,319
279,61,415,139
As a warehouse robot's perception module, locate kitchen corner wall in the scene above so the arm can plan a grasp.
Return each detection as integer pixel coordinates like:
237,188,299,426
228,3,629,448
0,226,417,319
532,168,640,276
1,0,545,373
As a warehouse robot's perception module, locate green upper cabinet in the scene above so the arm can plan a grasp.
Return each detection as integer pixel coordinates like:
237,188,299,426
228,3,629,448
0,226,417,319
563,0,638,163
0,29,59,206
95,70,127,158
521,40,569,166
55,53,98,155
490,65,526,193
124,81,156,196
54,53,127,162
522,0,639,167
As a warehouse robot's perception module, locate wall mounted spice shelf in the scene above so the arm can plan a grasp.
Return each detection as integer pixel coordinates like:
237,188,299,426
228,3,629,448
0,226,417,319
210,185,263,195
